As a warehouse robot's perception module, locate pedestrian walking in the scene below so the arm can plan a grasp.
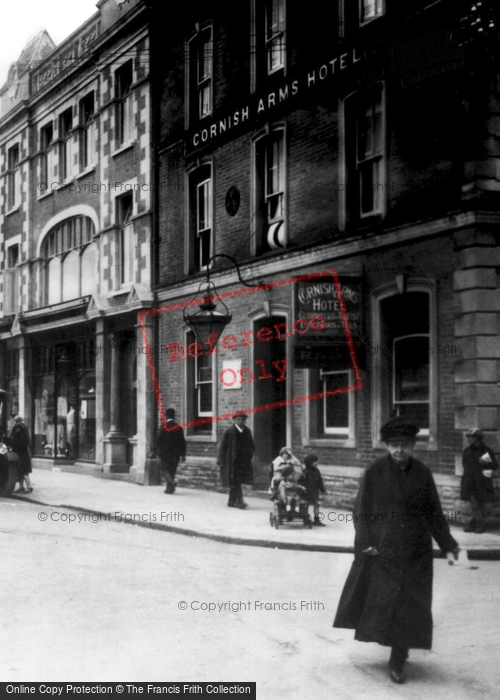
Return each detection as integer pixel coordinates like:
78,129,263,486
297,454,327,526
156,408,186,494
9,416,33,494
333,416,460,685
217,411,255,509
461,428,498,534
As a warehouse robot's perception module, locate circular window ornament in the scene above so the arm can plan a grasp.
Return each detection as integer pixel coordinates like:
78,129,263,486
225,186,241,217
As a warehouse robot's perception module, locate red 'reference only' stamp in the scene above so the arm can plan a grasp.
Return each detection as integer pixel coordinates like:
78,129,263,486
139,269,362,431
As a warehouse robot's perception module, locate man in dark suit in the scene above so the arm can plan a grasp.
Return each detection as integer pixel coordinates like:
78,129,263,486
461,428,498,534
217,411,255,509
156,408,186,494
334,417,459,685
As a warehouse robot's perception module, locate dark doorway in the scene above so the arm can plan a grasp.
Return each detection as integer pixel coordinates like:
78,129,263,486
252,315,288,488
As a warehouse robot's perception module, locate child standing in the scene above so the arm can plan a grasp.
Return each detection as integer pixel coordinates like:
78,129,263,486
298,454,327,526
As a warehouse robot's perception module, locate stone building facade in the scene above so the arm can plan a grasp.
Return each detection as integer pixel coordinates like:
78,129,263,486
0,0,156,481
153,0,500,509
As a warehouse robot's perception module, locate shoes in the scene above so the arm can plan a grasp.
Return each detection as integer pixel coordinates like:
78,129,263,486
313,519,326,526
14,487,26,493
236,503,248,509
474,525,485,534
25,487,33,494
389,663,406,684
228,503,237,508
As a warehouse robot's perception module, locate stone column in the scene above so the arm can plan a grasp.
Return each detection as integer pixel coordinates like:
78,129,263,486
454,229,500,475
129,312,158,484
95,319,107,466
103,330,128,473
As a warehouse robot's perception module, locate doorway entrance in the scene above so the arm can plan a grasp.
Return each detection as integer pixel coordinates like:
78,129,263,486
252,315,288,488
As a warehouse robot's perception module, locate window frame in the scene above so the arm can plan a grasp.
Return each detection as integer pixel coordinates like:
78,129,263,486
59,108,73,182
40,123,54,190
303,368,356,448
115,60,134,147
252,125,287,256
371,283,437,450
359,0,385,25
7,143,20,211
250,0,287,93
4,242,20,315
116,192,134,287
186,23,214,128
356,91,385,218
265,0,286,75
187,162,214,275
185,329,216,438
79,92,96,172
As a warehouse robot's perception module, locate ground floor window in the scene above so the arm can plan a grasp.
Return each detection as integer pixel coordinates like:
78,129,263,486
306,368,355,445
32,339,96,460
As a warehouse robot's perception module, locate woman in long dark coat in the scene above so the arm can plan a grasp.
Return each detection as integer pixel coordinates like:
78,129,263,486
333,417,459,684
10,415,33,493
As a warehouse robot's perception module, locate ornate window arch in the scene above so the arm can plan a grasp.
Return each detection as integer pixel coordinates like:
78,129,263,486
41,215,97,305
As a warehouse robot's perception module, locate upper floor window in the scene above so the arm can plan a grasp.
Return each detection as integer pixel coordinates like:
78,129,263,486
360,0,384,24
7,144,20,210
253,127,286,255
4,244,19,315
251,0,286,91
344,87,385,224
42,216,96,305
59,108,73,182
115,61,134,146
117,192,134,286
79,92,95,171
266,0,286,73
188,164,212,273
187,25,213,125
40,123,54,188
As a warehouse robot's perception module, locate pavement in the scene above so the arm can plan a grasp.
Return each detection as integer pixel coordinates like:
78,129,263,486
9,467,500,559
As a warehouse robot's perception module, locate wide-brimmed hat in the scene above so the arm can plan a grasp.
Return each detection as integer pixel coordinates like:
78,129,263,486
232,410,248,420
380,417,420,442
466,428,483,438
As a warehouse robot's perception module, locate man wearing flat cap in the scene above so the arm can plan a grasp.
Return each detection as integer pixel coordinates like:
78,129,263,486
461,428,498,534
334,416,459,685
217,411,255,509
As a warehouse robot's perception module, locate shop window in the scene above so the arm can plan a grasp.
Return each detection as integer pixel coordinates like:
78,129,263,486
360,0,384,24
188,164,212,272
4,244,19,314
186,331,213,433
79,92,95,171
307,369,355,444
251,0,286,91
42,216,96,305
40,123,54,188
253,127,286,255
59,108,73,181
187,25,213,125
115,60,134,146
3,347,19,422
376,290,433,439
117,192,134,286
32,339,96,461
7,144,20,210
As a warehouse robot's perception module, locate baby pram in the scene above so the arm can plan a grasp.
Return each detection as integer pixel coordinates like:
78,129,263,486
269,483,312,529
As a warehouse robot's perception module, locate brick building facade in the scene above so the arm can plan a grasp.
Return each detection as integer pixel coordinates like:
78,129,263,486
154,0,500,509
0,0,156,481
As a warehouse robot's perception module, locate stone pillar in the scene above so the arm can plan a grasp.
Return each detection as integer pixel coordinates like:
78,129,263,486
103,330,128,473
95,318,107,467
454,230,500,475
130,312,158,484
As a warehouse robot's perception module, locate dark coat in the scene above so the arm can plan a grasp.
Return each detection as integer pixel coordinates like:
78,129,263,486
217,424,255,488
460,442,498,503
8,423,32,475
333,455,458,650
156,420,186,465
297,466,326,502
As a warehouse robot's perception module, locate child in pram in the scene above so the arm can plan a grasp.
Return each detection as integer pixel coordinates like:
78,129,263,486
278,464,307,512
269,446,301,498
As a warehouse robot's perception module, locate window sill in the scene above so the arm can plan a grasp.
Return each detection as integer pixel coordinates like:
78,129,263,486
5,205,21,217
38,189,53,201
305,437,356,449
75,166,96,180
107,284,133,297
112,141,136,158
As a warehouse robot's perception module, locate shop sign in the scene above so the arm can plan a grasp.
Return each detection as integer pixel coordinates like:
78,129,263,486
295,278,361,340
